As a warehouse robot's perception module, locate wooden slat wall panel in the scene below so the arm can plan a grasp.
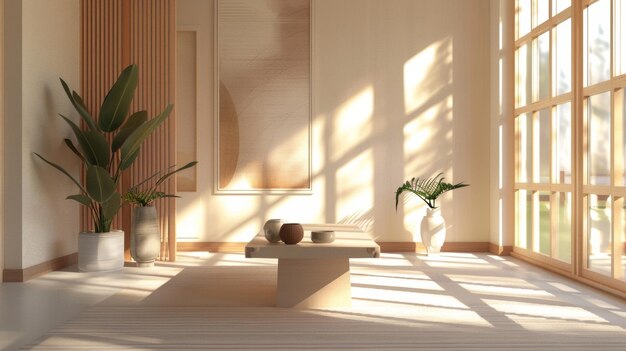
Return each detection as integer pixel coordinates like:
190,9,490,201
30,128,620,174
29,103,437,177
127,0,176,261
81,0,176,261
81,0,124,233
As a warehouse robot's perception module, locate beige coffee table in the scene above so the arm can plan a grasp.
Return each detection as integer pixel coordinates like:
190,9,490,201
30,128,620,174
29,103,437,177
245,226,380,309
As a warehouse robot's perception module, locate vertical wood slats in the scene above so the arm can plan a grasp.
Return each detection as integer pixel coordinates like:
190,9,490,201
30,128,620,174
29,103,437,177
81,0,124,233
81,0,176,261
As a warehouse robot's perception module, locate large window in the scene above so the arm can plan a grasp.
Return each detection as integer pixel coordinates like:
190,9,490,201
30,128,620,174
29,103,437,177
515,0,573,270
515,0,626,292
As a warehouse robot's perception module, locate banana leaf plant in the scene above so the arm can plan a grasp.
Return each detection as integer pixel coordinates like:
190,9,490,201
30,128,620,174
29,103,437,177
123,161,198,207
34,64,173,233
395,173,468,210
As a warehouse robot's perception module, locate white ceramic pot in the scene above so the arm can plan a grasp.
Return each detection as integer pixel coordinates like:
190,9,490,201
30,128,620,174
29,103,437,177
131,206,160,267
263,219,284,243
420,208,446,255
78,230,124,272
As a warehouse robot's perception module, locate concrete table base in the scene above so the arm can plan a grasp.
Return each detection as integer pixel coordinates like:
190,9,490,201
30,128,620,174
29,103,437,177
276,258,351,308
246,226,380,309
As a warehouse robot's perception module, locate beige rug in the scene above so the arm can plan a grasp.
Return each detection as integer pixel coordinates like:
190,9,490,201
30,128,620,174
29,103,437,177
24,253,626,350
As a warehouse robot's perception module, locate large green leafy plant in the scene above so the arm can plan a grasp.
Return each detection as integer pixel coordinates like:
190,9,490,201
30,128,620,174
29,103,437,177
123,161,198,207
395,173,468,210
34,64,172,233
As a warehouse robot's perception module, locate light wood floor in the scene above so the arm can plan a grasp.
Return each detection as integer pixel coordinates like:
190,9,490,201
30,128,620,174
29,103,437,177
22,252,626,350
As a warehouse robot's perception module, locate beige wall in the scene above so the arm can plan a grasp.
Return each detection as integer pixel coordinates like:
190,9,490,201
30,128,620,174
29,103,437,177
0,0,4,275
176,0,491,243
3,0,80,269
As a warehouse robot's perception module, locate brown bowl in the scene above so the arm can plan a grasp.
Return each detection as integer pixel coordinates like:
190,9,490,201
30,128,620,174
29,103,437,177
279,223,304,245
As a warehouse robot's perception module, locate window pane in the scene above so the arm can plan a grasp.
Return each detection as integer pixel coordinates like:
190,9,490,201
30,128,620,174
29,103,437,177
516,189,532,249
620,90,626,185
534,0,549,28
588,92,611,185
584,0,611,86
517,0,532,39
535,191,551,255
517,113,532,182
555,103,572,183
553,0,570,15
588,194,612,276
516,43,532,107
555,19,571,95
556,192,572,263
620,199,626,280
616,0,626,76
535,109,550,183
534,32,550,102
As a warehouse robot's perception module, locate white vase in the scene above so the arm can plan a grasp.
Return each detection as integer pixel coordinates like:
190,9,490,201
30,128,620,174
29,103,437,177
264,219,284,243
131,206,160,267
420,208,446,255
78,230,124,272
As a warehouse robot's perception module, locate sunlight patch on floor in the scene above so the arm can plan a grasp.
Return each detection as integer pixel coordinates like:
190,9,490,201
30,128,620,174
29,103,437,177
352,286,468,309
446,274,539,289
351,273,444,291
418,253,490,265
458,282,556,300
482,298,609,323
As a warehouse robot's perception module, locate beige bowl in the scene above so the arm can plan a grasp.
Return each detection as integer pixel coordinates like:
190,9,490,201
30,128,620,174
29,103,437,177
311,230,335,243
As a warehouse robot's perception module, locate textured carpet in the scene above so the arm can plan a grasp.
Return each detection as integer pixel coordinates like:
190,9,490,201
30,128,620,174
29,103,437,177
23,253,626,350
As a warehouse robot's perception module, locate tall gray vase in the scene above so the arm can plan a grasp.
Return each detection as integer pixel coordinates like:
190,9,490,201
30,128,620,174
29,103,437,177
131,206,160,267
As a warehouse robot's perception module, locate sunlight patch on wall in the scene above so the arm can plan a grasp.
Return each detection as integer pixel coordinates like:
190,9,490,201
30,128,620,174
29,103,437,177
332,86,373,162
336,149,373,224
403,95,453,174
403,37,453,116
217,196,262,241
312,114,326,175
176,199,206,240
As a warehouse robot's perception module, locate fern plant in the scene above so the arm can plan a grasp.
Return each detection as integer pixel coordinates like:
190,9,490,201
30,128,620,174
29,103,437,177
123,161,197,207
395,173,468,210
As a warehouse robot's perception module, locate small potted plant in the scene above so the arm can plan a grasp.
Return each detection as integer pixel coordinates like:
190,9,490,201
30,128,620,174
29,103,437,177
123,161,197,266
395,173,468,255
34,64,173,272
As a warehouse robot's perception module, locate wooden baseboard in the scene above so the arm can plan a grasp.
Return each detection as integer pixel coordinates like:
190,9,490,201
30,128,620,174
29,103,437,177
179,241,492,253
489,243,513,256
3,252,78,282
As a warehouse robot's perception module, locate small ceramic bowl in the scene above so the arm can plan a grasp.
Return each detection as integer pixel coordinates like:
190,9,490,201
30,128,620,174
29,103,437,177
311,230,335,243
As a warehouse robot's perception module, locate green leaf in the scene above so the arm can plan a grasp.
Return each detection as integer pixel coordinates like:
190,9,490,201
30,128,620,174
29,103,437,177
119,104,172,169
111,110,148,152
119,147,140,171
99,64,138,132
83,130,110,168
33,153,87,194
59,114,99,166
63,138,86,164
66,194,92,206
59,78,99,131
86,165,116,202
395,173,468,210
102,192,121,221
155,161,198,186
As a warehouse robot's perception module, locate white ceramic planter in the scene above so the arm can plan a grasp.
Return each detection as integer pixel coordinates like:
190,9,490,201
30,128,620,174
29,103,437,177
420,208,446,255
263,219,284,243
78,230,124,272
131,206,160,267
